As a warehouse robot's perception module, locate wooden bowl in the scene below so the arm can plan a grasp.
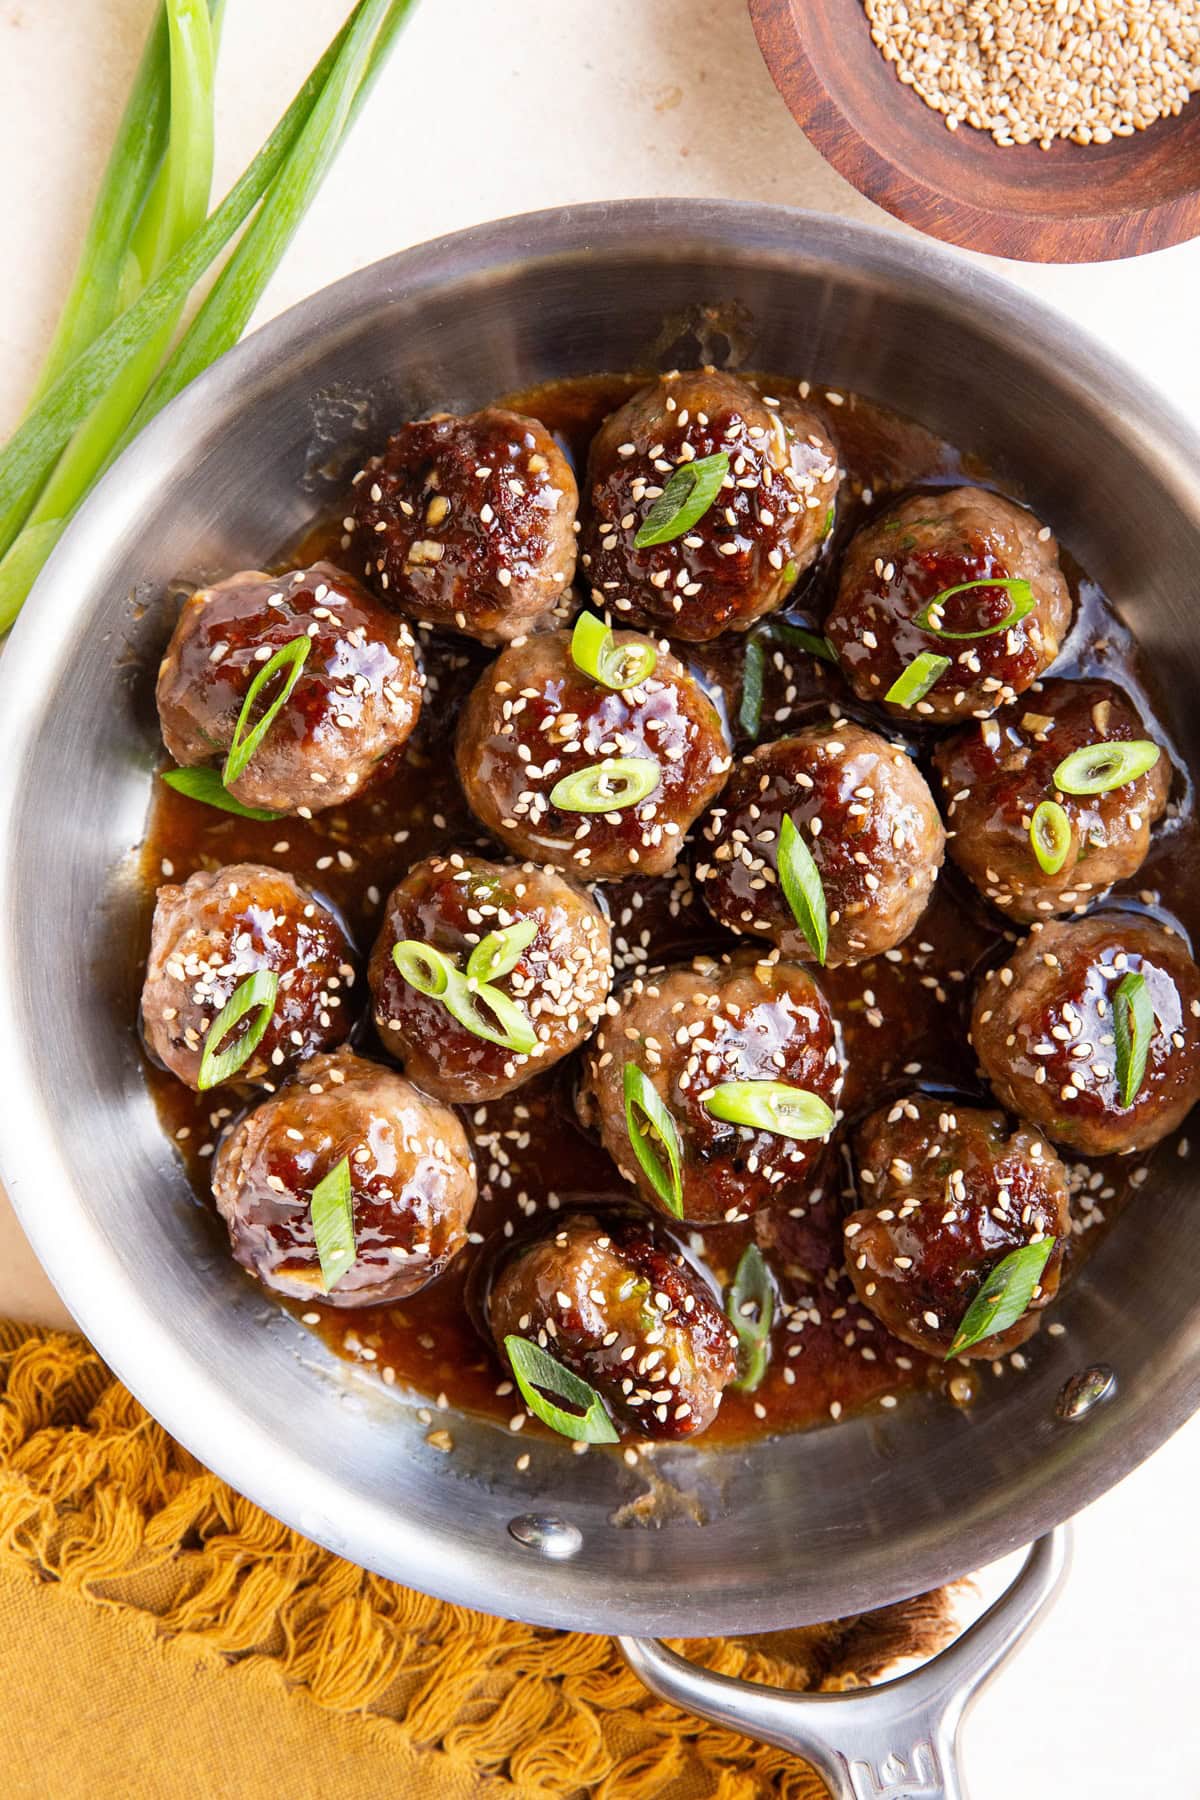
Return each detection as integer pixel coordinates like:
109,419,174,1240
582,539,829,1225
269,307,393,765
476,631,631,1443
749,0,1200,262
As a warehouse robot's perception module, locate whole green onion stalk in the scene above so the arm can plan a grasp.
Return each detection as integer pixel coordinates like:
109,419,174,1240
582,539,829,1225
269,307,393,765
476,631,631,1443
0,0,418,636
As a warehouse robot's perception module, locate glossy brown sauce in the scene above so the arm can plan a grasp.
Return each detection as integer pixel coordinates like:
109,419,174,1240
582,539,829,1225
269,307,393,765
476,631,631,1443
138,373,1197,1449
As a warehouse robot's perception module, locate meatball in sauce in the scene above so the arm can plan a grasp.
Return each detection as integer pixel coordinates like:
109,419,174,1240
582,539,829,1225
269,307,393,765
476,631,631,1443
846,1095,1070,1359
826,489,1071,723
934,678,1169,922
579,951,843,1225
141,863,355,1091
489,1212,738,1439
455,628,730,879
972,916,1200,1156
345,408,577,644
213,1049,476,1306
581,370,840,642
157,562,422,815
696,718,945,966
369,853,612,1104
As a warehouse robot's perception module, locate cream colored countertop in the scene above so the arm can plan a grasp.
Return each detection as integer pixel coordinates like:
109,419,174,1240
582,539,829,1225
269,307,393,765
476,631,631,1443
1,2,1198,1793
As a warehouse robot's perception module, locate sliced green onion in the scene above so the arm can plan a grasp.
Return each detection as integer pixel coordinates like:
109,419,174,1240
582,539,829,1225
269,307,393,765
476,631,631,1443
778,814,828,964
196,967,278,1089
570,611,657,690
550,757,661,814
727,1243,774,1392
946,1239,1055,1360
769,620,837,664
504,1335,618,1444
443,978,538,1056
782,560,799,585
913,577,1034,639
466,918,538,985
310,1154,356,1292
822,504,835,539
702,1081,834,1140
623,1062,683,1218
633,452,729,548
884,652,951,709
222,634,311,787
1029,799,1071,875
393,940,454,997
1114,970,1155,1109
1053,739,1161,796
161,765,282,821
739,634,766,739
393,938,537,1055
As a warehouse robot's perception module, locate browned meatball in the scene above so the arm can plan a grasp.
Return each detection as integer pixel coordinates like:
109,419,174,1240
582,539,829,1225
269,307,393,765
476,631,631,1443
141,863,355,1091
578,951,843,1225
933,678,1170,923
846,1096,1070,1359
488,1212,738,1439
581,371,840,642
455,629,731,880
212,1049,475,1306
826,490,1071,723
344,408,577,644
368,853,612,1104
156,562,422,816
972,916,1200,1155
696,719,945,966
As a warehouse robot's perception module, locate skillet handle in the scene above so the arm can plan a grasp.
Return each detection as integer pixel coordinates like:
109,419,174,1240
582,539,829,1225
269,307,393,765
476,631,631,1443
619,1525,1070,1800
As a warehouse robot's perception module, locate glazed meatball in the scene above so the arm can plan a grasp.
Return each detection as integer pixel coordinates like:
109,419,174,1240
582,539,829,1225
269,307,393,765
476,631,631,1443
455,629,730,880
345,408,577,644
141,863,355,1091
578,951,843,1225
933,678,1169,923
826,489,1071,723
846,1096,1070,1359
696,718,945,966
156,562,422,815
212,1049,475,1305
368,853,613,1103
972,916,1200,1156
488,1212,738,1439
581,370,840,642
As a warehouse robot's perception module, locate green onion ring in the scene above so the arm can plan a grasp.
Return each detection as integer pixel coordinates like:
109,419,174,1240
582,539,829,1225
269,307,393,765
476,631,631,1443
633,451,729,548
550,757,661,814
504,1335,618,1443
392,940,454,997
161,765,282,821
913,577,1034,639
1029,799,1072,875
310,1154,356,1292
196,966,279,1090
884,651,951,709
570,611,657,690
622,1062,684,1217
1053,738,1161,795
443,976,538,1056
223,633,311,788
726,1243,775,1392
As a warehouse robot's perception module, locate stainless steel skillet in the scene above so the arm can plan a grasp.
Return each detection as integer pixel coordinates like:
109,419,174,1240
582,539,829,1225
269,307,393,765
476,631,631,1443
0,202,1197,1796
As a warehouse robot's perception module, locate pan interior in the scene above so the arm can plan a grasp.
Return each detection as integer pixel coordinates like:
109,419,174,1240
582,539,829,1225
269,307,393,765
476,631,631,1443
1,203,1198,1636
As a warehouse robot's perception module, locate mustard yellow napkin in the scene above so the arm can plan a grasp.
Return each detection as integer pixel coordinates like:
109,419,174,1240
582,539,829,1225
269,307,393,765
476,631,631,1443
0,1322,955,1800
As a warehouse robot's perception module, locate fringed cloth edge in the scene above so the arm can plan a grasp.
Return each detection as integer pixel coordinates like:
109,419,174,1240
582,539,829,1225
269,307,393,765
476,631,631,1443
0,1321,959,1800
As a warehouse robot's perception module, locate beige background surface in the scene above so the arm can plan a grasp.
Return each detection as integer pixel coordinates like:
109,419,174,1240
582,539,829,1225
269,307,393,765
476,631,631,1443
2,2,1198,1793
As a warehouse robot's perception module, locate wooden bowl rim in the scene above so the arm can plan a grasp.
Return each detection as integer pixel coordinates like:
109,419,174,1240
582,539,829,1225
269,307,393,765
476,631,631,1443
748,0,1200,264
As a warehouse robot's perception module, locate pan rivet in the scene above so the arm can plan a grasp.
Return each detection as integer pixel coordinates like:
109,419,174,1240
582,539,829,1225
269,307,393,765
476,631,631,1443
1056,1364,1116,1421
507,1512,583,1558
